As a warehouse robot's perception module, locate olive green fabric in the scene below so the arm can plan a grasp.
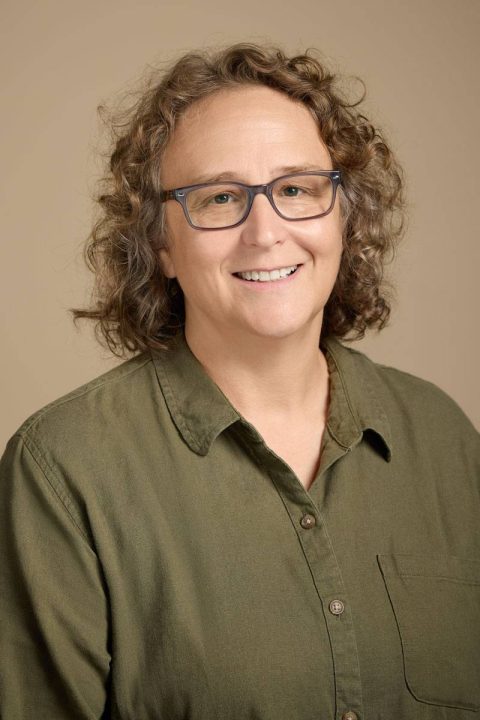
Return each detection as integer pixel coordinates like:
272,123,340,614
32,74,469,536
1,333,479,720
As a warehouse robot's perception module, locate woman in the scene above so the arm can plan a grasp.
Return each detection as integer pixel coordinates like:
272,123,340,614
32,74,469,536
1,43,479,720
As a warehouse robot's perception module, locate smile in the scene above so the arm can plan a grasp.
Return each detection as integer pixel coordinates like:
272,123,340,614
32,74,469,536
233,265,299,282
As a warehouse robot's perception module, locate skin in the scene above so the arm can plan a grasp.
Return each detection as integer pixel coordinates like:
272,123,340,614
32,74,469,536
159,86,344,484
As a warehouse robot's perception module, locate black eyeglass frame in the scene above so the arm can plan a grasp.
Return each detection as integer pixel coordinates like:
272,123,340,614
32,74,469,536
159,170,342,230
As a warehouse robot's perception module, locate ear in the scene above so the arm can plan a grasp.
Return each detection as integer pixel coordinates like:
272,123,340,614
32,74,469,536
159,247,176,279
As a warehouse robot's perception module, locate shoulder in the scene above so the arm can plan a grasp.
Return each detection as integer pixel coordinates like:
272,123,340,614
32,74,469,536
0,348,185,549
374,357,474,431
328,339,479,449
1,351,166,531
13,352,157,451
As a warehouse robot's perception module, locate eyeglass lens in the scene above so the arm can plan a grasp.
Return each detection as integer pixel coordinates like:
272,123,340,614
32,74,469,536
185,174,335,228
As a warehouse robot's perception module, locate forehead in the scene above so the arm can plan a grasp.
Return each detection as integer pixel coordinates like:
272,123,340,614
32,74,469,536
161,85,331,185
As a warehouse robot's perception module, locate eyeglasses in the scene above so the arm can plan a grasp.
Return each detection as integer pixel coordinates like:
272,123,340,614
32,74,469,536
160,171,342,230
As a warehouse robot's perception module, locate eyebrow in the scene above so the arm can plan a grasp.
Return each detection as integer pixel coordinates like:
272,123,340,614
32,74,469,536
186,164,332,185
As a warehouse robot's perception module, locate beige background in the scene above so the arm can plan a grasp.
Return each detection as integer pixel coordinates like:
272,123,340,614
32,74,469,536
1,0,479,451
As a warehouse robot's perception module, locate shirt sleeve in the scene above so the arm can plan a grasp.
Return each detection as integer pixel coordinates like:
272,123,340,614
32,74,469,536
0,433,111,720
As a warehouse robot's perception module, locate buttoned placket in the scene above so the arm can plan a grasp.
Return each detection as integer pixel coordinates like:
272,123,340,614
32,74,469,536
247,432,365,720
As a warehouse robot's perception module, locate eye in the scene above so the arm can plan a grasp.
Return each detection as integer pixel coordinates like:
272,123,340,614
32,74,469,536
188,185,244,211
201,191,241,207
211,192,233,204
280,185,303,197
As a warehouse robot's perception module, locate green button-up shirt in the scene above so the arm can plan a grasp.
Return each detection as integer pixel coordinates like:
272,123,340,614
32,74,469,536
1,333,479,719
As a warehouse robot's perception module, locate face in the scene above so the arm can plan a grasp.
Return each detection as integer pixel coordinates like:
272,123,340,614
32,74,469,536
160,85,343,347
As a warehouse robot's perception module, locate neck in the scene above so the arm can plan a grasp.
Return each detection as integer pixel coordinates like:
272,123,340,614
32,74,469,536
184,320,329,420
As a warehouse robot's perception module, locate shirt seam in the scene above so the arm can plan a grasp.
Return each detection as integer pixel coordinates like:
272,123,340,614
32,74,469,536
20,355,152,435
17,432,96,549
384,573,480,586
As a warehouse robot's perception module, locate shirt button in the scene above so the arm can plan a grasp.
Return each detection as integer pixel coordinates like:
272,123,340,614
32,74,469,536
342,712,359,720
329,599,345,615
300,513,316,529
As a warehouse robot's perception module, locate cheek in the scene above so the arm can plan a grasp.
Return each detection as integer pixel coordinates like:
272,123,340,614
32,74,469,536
303,221,343,262
322,214,344,261
164,242,226,301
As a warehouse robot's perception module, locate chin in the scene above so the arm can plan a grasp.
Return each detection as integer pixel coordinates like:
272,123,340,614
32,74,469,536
238,304,324,339
243,318,317,341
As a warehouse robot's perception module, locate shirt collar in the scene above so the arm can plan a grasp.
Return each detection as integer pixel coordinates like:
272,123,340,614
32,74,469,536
322,336,392,461
151,332,392,461
151,332,240,456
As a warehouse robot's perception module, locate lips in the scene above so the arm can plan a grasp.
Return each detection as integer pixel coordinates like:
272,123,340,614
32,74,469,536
233,264,301,282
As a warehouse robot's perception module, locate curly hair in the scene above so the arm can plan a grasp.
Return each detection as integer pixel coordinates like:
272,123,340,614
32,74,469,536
72,42,405,355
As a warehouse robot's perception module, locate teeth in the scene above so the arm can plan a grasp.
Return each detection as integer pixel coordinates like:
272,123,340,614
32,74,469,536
237,265,298,282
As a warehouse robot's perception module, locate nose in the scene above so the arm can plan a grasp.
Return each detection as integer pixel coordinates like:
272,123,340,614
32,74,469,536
239,192,289,248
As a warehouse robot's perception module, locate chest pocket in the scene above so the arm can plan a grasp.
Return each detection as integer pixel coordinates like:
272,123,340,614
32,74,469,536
378,553,480,712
